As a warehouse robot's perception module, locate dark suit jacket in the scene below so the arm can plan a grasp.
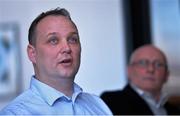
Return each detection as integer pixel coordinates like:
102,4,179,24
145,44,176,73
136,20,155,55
101,84,180,115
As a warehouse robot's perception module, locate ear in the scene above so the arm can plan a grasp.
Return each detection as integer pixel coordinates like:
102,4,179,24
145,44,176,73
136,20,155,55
164,69,170,83
27,44,36,64
127,65,132,80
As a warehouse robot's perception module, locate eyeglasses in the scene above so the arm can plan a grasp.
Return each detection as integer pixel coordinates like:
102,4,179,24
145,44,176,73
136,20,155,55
131,59,167,69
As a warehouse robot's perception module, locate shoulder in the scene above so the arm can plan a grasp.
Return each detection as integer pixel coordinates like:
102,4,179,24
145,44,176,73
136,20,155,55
165,102,180,115
100,90,123,105
78,92,112,114
100,84,133,97
80,92,105,103
101,90,122,97
100,85,135,104
0,89,40,115
100,88,129,101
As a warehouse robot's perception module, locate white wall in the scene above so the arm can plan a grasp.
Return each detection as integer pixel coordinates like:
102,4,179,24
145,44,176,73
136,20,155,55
0,0,127,108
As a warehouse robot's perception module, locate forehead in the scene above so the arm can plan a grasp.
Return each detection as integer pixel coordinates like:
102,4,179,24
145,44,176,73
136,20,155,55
132,46,166,62
36,15,77,33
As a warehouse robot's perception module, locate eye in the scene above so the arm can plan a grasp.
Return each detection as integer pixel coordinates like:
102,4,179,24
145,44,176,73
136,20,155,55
131,59,149,68
48,36,58,45
68,36,79,44
137,60,148,67
154,61,166,68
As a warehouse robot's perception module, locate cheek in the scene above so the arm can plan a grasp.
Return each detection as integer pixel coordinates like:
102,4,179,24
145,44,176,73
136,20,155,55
130,68,144,77
128,67,139,80
130,69,146,82
36,47,56,63
72,47,81,59
156,72,168,82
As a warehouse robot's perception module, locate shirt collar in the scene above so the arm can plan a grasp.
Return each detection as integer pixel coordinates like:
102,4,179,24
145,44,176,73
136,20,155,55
129,82,168,107
130,82,144,96
30,75,83,106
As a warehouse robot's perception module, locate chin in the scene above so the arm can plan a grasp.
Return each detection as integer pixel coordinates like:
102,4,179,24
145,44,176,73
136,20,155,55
59,71,76,79
57,66,79,78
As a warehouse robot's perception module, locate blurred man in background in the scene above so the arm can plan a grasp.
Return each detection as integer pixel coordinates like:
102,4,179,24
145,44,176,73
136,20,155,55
101,44,180,115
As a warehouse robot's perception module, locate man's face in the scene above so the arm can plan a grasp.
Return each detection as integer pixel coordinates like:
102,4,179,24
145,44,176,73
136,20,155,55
28,15,81,80
128,46,169,93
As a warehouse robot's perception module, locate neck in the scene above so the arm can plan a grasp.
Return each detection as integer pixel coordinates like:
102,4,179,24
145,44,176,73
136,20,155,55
130,83,162,102
35,74,74,97
151,91,161,102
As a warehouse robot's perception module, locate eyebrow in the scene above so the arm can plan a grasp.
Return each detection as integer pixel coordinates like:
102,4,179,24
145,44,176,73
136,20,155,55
46,32,58,37
45,32,80,42
47,31,78,36
68,32,79,35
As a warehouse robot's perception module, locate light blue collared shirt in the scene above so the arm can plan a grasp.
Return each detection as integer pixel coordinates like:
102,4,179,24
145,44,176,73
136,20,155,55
0,76,112,115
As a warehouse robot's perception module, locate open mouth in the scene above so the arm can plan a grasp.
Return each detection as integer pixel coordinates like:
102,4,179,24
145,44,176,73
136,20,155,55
59,58,72,66
61,59,72,63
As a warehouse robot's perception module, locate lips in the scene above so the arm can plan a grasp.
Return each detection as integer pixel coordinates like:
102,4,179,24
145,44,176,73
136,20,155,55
143,76,156,81
59,57,72,66
61,59,72,63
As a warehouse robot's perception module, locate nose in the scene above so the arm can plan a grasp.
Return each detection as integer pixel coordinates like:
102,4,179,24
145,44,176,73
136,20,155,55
60,40,71,54
147,63,155,73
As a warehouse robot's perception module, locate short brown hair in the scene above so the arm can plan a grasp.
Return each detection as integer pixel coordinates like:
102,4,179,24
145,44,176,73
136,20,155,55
28,8,74,46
